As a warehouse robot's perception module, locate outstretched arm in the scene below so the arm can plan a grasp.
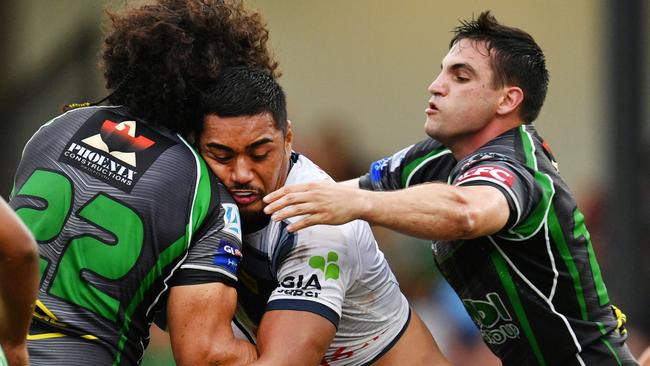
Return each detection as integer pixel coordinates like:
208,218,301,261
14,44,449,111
639,345,650,366
263,181,509,240
0,197,39,366
247,310,335,366
167,282,257,365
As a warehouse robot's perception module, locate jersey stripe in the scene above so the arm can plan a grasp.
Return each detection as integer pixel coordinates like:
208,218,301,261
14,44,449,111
596,321,623,365
179,264,238,281
113,234,188,365
114,136,213,365
505,126,586,365
182,135,213,247
490,250,546,366
573,209,610,306
401,147,451,187
548,205,589,321
501,126,554,240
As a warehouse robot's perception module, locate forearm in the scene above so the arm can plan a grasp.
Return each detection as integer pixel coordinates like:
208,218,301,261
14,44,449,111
169,283,257,365
248,310,335,366
358,183,477,240
176,337,256,366
0,235,38,346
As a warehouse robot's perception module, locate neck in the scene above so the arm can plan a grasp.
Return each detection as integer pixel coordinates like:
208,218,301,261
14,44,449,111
448,117,522,160
242,213,271,234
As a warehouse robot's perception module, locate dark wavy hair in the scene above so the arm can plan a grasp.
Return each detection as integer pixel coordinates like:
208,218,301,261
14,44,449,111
101,0,279,136
451,11,549,123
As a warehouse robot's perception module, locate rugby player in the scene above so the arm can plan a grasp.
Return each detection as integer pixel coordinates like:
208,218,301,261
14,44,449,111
197,67,450,365
9,0,277,364
0,197,39,366
264,11,640,366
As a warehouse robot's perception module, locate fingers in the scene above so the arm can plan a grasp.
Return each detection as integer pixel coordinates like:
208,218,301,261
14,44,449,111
285,216,319,232
263,183,312,205
269,201,311,222
262,185,289,205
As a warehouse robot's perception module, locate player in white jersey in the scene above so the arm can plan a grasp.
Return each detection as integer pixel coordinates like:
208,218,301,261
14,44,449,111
197,67,450,365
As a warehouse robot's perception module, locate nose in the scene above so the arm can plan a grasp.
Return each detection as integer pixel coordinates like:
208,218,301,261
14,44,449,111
231,157,254,185
427,74,446,97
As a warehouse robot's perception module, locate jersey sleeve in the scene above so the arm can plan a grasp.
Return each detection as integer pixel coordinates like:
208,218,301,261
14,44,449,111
452,157,542,235
265,224,357,329
170,180,243,287
358,138,454,191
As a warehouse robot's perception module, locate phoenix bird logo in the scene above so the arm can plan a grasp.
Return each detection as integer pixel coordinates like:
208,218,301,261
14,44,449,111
100,120,154,152
81,120,155,167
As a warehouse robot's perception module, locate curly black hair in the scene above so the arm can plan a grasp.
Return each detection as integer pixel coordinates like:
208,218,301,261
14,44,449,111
101,0,279,136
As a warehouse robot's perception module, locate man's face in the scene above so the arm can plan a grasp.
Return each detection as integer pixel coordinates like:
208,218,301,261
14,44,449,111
425,39,505,146
199,112,292,224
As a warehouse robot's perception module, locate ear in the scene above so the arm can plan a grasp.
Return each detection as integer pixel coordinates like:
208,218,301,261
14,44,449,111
496,86,524,116
285,120,293,150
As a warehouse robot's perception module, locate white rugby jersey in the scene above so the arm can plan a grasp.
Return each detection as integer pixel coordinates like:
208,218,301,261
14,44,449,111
234,153,410,366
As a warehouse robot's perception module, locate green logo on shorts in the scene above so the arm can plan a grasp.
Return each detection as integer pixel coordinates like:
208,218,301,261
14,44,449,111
309,251,340,280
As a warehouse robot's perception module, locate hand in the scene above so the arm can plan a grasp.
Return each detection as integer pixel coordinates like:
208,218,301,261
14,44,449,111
263,181,368,232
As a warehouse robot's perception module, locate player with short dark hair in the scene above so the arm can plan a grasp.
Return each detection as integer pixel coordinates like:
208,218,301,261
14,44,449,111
10,1,277,365
0,197,38,366
198,67,450,366
264,11,639,365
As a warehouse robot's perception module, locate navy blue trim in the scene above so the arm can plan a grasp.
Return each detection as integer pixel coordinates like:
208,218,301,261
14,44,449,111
361,308,411,366
266,299,340,329
168,269,236,288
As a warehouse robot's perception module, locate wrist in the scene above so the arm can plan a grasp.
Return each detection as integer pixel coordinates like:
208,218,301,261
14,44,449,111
356,189,374,222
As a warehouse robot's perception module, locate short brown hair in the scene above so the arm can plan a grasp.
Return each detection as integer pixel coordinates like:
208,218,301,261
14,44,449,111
451,11,549,123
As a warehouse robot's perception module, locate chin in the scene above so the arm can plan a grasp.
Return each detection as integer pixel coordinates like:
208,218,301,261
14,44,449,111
239,205,263,219
424,121,441,139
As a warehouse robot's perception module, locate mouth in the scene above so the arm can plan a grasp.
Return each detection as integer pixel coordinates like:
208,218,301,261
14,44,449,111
425,101,439,114
229,190,261,206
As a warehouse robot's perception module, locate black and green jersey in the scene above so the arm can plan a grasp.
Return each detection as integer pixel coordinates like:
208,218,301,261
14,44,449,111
359,125,638,366
9,106,243,366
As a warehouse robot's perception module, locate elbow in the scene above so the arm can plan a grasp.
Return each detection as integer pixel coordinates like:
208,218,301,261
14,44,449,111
0,231,38,267
16,233,39,266
174,339,253,366
449,191,481,240
457,207,481,239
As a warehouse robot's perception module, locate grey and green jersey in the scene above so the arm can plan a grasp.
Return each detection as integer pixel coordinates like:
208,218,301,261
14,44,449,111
10,106,243,366
360,125,638,366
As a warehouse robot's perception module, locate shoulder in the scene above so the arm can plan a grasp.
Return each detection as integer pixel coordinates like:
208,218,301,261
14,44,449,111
285,153,332,185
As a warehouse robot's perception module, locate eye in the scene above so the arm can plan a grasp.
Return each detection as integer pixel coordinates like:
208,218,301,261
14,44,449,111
454,75,469,82
251,152,270,161
211,154,232,164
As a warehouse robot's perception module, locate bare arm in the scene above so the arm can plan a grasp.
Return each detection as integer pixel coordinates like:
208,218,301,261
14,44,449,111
339,178,360,187
639,345,650,366
0,198,39,366
264,181,509,240
167,282,257,366
247,310,335,366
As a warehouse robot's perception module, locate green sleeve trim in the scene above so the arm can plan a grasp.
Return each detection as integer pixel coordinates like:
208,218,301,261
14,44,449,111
500,127,554,240
491,250,547,366
400,147,451,188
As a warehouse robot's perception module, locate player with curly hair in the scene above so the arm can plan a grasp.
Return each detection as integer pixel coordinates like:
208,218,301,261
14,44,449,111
10,1,277,365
